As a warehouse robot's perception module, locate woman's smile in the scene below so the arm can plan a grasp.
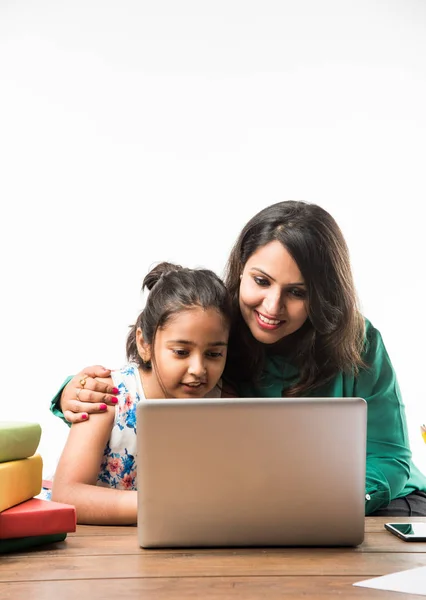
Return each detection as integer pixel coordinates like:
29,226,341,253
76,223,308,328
254,310,286,330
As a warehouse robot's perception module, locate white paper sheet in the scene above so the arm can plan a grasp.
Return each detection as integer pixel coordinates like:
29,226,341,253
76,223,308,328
354,566,426,595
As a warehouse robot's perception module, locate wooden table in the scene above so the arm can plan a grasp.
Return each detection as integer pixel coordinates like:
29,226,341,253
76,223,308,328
1,517,426,599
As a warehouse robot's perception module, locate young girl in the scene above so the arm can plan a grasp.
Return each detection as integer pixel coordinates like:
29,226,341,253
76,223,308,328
53,201,426,517
51,262,232,524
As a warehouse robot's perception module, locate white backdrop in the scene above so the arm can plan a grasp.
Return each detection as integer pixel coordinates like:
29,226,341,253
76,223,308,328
1,0,425,478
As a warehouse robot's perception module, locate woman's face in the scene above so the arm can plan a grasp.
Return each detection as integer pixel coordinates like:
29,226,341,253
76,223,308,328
239,240,309,344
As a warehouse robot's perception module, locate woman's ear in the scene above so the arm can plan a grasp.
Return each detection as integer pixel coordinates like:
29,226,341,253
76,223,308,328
136,328,152,363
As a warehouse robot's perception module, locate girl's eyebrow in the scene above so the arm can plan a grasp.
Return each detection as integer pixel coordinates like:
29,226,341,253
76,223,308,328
167,339,228,346
250,267,305,286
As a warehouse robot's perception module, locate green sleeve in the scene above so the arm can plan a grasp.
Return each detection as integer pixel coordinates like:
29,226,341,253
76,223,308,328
49,376,74,427
355,323,411,515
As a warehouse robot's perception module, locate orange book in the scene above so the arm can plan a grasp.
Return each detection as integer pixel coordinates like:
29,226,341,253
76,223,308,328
0,498,76,539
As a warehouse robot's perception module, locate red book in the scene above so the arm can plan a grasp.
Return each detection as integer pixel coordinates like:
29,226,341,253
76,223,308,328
0,498,76,539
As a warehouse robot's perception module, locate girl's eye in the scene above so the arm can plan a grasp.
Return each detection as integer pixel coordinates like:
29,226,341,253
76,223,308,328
172,349,189,357
253,276,270,287
206,351,224,359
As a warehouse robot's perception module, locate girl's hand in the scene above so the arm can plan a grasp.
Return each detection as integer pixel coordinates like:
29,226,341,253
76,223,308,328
60,366,118,423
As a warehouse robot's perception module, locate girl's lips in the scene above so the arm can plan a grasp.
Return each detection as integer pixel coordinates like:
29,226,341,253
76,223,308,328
180,383,206,396
254,310,285,330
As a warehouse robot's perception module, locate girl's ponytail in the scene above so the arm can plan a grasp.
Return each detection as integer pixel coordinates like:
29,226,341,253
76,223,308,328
126,263,185,367
143,262,183,291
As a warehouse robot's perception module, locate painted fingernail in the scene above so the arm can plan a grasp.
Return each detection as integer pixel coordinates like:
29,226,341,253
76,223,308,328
100,403,107,410
82,414,88,420
111,397,118,404
112,387,119,394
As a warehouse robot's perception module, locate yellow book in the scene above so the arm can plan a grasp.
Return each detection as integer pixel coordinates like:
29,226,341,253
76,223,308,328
421,425,426,444
0,454,43,512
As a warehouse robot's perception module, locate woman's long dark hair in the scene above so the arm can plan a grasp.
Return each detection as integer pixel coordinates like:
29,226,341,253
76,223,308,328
223,201,365,396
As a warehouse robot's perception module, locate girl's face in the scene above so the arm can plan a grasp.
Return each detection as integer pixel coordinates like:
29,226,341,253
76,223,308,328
137,307,229,399
239,240,309,345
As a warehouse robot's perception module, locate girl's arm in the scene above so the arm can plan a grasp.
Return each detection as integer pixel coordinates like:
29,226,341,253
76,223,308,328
51,398,137,525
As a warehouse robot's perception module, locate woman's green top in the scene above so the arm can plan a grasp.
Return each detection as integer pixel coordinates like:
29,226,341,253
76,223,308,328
236,319,426,515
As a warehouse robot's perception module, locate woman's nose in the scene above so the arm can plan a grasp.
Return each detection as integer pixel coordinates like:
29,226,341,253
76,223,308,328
264,291,284,316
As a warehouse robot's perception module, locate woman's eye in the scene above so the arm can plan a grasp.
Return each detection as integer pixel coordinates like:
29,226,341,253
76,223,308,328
289,288,306,299
253,276,270,287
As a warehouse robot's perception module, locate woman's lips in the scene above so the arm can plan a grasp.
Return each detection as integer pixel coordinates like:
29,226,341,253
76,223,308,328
254,310,285,330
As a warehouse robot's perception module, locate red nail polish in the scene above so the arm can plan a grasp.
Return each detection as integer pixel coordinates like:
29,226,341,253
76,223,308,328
111,397,118,404
112,387,119,394
100,403,107,410
82,414,88,420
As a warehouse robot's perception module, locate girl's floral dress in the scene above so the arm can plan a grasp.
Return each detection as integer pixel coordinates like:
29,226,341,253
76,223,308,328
97,363,144,490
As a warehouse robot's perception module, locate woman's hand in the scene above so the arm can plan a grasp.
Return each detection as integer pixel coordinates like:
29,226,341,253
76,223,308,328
60,366,119,423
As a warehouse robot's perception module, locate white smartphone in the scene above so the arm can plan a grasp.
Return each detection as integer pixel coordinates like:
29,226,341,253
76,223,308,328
384,522,426,542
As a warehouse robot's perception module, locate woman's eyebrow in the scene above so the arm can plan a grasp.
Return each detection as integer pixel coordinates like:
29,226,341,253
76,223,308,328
250,267,275,279
250,267,305,286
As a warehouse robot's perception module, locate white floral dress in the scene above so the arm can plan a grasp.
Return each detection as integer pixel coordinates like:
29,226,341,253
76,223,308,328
97,363,143,490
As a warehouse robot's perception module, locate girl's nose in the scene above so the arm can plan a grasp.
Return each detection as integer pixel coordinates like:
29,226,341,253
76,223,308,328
188,357,207,377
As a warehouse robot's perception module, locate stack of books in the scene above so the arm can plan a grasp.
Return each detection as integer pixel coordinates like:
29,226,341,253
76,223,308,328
0,421,76,553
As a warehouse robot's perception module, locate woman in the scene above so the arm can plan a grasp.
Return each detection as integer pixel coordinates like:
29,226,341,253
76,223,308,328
51,200,426,516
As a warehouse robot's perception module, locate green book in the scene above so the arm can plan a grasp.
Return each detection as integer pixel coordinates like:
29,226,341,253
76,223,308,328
0,422,42,463
0,532,67,554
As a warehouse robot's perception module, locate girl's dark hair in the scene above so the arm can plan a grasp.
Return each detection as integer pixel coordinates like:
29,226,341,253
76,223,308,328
126,262,232,368
223,200,365,396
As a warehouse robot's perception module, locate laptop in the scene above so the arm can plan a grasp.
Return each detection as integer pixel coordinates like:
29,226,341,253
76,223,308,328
136,397,367,548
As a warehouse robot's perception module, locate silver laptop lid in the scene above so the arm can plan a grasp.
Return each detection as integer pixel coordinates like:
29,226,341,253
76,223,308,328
137,397,366,548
